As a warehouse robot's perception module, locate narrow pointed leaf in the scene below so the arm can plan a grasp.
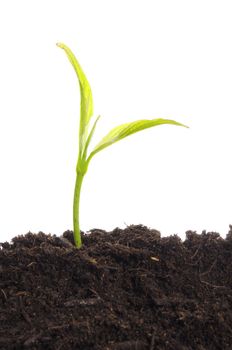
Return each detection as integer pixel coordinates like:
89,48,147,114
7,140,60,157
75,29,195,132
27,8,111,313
57,43,93,153
81,115,101,170
88,118,188,161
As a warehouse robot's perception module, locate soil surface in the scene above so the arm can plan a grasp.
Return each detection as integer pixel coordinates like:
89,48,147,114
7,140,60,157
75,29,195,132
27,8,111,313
1,225,232,349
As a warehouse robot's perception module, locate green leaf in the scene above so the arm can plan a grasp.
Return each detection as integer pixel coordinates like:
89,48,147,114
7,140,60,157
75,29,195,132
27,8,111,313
57,43,93,154
87,118,188,162
82,115,101,159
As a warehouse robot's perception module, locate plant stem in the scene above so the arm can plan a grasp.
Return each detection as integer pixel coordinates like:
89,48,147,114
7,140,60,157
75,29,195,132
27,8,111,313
73,171,84,248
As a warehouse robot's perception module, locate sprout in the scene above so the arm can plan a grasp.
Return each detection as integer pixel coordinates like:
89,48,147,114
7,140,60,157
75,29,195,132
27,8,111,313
57,43,188,248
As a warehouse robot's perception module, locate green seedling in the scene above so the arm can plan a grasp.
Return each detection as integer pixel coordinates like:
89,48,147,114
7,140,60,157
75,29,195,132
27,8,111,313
57,42,188,248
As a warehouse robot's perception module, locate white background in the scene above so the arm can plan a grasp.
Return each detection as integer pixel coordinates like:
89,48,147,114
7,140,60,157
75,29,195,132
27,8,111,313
0,0,231,242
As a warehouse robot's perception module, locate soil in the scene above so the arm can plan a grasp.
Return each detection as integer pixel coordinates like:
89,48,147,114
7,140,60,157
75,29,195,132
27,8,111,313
1,225,232,350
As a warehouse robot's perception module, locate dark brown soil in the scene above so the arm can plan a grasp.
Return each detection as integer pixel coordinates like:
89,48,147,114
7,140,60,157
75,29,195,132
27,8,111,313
1,225,232,349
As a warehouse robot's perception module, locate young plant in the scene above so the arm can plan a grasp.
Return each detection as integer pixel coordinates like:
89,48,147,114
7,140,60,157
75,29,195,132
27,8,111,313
57,43,188,248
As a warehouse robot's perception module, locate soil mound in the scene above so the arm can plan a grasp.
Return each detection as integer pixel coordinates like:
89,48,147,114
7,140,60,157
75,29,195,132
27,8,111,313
1,225,232,349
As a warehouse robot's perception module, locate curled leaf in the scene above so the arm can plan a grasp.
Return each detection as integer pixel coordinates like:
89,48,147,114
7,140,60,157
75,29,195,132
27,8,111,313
57,43,94,154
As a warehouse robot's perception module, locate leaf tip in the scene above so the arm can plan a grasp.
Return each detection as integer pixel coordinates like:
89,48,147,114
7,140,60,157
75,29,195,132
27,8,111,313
56,42,64,49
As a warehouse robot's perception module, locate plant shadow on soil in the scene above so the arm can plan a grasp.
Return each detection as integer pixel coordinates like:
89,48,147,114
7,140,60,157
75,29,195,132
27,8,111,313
1,224,232,349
